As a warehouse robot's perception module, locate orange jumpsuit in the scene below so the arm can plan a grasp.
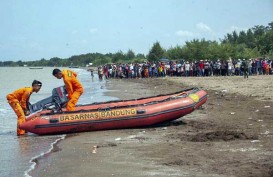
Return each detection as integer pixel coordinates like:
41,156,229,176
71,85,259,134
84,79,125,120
144,68,149,78
6,87,33,135
62,69,84,111
266,64,270,75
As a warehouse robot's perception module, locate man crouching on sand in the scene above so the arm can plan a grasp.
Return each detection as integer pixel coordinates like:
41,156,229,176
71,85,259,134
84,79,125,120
52,68,84,111
6,80,42,136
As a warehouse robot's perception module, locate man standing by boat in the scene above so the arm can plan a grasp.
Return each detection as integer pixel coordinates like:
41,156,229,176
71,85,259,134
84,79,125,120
52,68,84,111
6,80,42,136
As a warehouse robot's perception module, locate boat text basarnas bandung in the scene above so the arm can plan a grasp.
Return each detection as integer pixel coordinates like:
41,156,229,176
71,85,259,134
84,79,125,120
59,108,137,122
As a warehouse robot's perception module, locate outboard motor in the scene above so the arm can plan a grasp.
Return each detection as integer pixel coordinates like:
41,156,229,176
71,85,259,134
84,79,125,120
28,86,68,113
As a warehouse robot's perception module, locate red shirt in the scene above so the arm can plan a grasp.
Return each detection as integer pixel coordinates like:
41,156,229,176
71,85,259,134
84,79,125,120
199,62,204,69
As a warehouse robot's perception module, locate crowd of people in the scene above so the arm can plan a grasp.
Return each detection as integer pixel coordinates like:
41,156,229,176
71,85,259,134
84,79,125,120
96,58,273,79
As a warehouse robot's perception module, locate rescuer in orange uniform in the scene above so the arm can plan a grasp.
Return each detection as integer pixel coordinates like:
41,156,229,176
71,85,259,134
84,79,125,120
6,80,42,136
52,68,84,111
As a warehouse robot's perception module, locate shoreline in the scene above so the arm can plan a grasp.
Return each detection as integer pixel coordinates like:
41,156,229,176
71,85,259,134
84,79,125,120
34,76,273,177
26,135,66,177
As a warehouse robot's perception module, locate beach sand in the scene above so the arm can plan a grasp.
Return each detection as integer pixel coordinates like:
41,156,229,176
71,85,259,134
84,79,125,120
34,76,273,177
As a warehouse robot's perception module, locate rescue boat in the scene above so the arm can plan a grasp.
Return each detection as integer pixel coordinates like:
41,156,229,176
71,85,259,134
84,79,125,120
20,88,207,135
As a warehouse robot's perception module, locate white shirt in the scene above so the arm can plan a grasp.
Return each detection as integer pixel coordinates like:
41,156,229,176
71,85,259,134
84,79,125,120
185,63,190,71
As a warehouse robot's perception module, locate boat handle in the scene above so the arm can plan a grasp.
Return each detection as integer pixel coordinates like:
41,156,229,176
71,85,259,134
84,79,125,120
137,110,146,114
98,106,111,112
49,119,59,123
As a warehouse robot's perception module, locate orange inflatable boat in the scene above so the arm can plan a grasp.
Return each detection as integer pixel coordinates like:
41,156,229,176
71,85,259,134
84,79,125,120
20,88,207,135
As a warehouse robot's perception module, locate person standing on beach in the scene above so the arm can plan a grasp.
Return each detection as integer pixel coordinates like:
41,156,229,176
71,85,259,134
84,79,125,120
242,59,249,79
98,66,103,80
52,69,84,111
90,68,94,78
6,80,42,135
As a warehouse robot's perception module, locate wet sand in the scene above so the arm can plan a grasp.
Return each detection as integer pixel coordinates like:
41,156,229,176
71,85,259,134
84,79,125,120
35,76,273,177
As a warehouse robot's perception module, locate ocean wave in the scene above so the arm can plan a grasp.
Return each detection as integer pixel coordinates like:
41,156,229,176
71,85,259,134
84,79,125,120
0,130,14,136
24,135,66,177
0,108,9,113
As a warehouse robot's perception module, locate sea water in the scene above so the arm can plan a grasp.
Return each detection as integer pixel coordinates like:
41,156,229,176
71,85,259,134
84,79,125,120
0,67,116,177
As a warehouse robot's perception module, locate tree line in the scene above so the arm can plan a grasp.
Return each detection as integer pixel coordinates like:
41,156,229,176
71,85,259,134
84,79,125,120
149,22,273,61
1,22,272,67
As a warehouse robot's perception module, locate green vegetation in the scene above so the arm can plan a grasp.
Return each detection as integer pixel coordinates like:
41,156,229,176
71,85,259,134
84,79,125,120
1,22,273,67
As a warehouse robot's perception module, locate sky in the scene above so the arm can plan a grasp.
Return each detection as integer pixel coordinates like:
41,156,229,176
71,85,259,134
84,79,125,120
0,0,273,61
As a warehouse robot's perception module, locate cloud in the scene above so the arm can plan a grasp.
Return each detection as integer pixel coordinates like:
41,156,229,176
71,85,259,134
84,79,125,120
89,28,98,33
196,22,212,32
175,30,194,37
28,42,39,48
81,39,88,44
227,26,248,32
71,30,78,34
